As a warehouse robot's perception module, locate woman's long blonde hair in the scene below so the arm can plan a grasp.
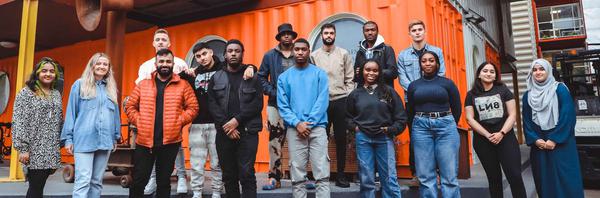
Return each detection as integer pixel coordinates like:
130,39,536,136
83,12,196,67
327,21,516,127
80,53,118,104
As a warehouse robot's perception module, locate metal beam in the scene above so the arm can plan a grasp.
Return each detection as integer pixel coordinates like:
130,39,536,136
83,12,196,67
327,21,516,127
127,10,164,26
0,0,38,183
50,0,75,7
159,0,256,27
190,0,212,8
106,10,126,104
137,0,172,10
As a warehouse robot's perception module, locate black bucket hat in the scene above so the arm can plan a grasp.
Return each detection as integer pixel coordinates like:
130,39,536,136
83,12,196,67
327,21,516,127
276,23,298,41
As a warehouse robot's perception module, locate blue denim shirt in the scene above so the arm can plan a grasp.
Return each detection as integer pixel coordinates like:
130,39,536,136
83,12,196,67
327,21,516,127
61,79,121,152
397,44,445,102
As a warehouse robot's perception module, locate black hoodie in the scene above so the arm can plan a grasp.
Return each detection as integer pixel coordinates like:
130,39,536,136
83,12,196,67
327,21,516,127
179,55,223,124
354,35,397,86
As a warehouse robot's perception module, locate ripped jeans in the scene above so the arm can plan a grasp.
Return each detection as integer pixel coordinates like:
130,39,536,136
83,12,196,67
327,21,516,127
266,106,286,181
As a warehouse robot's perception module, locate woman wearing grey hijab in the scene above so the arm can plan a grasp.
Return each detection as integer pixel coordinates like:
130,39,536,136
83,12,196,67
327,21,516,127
522,59,583,198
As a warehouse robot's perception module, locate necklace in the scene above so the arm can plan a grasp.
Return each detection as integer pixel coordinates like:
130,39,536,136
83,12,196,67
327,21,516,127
365,85,376,95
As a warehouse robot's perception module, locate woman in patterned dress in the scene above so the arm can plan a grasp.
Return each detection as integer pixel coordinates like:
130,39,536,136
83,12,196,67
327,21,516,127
11,57,63,198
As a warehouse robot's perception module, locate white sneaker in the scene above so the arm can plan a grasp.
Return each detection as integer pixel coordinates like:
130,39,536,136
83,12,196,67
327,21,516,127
143,177,157,195
192,191,202,198
177,177,188,194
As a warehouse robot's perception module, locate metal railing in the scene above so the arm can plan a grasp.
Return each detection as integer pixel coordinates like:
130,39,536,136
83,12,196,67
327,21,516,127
538,17,585,40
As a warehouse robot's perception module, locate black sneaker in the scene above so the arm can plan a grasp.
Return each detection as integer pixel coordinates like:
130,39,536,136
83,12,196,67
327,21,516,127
335,176,350,188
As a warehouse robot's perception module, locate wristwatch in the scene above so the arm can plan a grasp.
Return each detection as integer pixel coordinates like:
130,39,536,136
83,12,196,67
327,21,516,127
500,130,507,135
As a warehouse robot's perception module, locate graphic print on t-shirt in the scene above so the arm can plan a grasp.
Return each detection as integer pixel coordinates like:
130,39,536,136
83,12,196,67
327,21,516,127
474,94,504,121
195,71,216,94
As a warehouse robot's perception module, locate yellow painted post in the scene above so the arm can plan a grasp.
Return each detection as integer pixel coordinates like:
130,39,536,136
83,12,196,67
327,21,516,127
0,0,38,183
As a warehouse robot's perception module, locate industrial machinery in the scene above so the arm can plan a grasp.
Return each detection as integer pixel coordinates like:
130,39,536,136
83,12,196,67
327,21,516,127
553,49,600,187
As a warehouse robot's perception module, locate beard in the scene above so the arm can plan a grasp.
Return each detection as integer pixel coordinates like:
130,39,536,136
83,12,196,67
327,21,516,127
157,66,173,78
228,62,241,69
226,57,242,68
280,41,293,48
295,57,307,65
322,37,335,46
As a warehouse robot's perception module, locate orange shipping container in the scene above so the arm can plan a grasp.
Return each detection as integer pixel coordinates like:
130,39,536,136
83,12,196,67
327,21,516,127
0,0,468,177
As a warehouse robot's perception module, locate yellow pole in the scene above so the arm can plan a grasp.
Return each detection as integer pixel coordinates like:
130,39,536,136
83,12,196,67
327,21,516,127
0,0,38,183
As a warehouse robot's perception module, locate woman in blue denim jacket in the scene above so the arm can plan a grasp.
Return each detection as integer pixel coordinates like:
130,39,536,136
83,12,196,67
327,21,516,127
346,59,407,198
61,52,121,198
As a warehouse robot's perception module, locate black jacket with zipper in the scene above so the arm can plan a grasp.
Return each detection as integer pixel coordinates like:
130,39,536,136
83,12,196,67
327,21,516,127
207,64,264,133
354,37,397,86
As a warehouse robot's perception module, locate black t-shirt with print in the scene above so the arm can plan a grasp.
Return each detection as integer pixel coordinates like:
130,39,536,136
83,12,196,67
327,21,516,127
179,61,223,124
465,84,514,133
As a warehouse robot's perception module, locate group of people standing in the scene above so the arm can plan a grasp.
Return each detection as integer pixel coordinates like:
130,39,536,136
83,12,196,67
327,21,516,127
9,18,584,198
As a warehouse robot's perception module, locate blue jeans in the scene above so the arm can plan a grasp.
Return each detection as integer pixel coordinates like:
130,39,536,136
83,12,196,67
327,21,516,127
73,150,110,198
356,131,402,198
412,115,460,198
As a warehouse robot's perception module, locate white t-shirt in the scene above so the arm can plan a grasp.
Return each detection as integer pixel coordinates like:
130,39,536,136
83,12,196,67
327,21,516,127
135,56,188,84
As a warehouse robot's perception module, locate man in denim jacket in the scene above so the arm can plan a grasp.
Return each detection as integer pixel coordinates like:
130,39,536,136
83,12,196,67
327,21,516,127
396,19,445,187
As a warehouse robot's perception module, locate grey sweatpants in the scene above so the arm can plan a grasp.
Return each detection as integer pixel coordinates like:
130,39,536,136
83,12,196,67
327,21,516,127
189,123,222,194
287,126,330,198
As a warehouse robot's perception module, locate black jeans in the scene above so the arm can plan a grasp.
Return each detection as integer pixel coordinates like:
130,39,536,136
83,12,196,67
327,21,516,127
216,129,258,198
473,131,526,198
328,97,348,176
130,143,181,198
26,169,53,198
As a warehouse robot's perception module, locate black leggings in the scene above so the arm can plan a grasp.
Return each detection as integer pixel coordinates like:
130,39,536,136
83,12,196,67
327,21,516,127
328,97,348,176
26,169,53,198
473,131,526,198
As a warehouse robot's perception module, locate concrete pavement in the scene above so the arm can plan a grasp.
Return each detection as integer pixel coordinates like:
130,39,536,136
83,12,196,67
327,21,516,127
2,145,594,197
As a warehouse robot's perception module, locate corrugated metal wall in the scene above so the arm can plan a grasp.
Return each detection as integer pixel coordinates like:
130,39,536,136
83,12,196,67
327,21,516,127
504,0,537,103
453,0,501,45
463,24,487,91
0,0,466,176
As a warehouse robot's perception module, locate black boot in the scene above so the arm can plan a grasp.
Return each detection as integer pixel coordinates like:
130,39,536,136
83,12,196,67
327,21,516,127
335,174,350,188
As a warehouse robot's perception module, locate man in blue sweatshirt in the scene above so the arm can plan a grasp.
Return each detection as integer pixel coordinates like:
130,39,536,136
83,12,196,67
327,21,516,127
277,38,330,198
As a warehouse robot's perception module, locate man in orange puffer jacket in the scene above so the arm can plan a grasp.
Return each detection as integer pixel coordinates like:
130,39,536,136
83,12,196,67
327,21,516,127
126,48,199,198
